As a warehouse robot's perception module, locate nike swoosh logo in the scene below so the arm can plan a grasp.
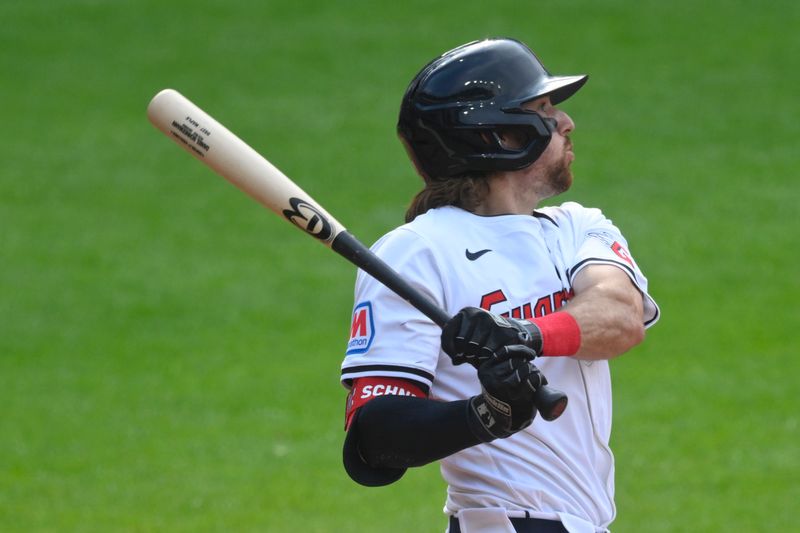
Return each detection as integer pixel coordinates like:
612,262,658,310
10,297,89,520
465,248,492,261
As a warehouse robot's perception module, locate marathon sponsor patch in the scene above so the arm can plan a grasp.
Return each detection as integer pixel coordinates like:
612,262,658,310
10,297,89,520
346,301,375,355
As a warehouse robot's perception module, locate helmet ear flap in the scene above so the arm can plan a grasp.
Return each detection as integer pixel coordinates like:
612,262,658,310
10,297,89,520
398,132,435,182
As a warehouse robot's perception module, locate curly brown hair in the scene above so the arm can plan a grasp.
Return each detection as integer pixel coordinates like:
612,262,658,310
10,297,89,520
404,174,490,223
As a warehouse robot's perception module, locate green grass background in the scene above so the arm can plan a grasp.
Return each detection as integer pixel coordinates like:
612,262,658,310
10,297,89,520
1,0,797,531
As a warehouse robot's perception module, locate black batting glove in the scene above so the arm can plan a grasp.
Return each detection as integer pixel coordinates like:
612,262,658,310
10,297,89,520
466,344,547,442
442,306,543,367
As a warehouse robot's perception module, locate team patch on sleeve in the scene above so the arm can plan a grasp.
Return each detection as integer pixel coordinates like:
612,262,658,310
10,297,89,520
611,241,634,267
586,231,637,268
346,301,375,355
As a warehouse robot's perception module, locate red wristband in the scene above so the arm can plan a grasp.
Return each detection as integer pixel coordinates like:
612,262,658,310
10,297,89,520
532,312,581,357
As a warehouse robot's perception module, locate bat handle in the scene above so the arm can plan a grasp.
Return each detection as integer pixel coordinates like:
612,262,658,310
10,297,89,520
414,289,568,422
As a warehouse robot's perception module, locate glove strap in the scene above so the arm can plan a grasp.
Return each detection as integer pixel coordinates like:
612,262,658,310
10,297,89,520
467,395,511,442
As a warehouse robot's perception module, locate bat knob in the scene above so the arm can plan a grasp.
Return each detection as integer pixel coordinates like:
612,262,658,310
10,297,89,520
533,385,568,421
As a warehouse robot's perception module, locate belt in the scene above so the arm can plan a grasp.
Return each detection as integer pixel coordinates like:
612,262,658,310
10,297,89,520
449,515,568,533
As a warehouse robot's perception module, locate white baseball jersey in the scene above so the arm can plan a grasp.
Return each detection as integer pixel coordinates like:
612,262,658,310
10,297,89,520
341,203,659,530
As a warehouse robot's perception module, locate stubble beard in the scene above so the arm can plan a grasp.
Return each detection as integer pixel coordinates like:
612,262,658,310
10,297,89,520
537,140,574,200
547,158,573,196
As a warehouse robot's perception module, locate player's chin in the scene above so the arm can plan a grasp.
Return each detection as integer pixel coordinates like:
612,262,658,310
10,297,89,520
558,173,574,195
552,161,573,194
541,169,572,200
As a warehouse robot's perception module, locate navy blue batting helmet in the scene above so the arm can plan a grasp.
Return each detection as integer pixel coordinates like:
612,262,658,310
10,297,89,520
397,38,587,180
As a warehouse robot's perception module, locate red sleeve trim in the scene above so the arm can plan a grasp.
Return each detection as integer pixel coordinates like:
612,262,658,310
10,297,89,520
345,377,427,430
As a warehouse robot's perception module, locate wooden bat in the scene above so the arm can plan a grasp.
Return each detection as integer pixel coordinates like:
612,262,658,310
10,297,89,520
146,88,567,421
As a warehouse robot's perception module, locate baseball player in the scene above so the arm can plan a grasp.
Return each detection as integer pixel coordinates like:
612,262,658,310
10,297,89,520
340,38,660,533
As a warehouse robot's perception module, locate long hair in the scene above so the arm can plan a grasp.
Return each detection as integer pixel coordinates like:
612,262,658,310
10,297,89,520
404,174,490,223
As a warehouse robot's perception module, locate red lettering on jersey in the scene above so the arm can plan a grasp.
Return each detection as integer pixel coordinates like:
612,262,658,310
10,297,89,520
350,308,368,338
553,288,573,310
480,289,572,318
533,295,553,318
345,377,427,430
480,289,507,311
522,303,533,320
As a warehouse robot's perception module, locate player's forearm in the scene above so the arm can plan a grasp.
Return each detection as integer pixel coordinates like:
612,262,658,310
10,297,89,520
565,282,645,360
350,395,482,469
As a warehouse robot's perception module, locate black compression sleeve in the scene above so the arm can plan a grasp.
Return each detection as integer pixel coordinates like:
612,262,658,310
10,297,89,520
352,395,483,469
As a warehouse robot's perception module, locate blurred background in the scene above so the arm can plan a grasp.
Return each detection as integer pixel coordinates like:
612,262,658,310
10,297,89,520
1,0,797,531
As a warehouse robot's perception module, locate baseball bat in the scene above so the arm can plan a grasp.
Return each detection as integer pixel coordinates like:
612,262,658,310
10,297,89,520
146,88,567,421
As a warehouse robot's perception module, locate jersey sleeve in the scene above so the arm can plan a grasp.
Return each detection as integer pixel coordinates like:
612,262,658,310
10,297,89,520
340,227,444,389
549,202,660,327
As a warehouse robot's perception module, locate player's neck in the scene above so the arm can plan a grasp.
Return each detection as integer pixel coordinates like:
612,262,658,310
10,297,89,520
473,173,541,216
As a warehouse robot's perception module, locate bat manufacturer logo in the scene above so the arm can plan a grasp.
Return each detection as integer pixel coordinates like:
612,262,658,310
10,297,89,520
283,197,333,241
170,119,210,158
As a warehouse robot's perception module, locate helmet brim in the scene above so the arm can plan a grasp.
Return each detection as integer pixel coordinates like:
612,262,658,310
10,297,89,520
509,74,589,108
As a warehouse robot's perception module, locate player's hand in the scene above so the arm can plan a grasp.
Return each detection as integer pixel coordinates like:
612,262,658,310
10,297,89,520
441,306,542,367
467,344,545,441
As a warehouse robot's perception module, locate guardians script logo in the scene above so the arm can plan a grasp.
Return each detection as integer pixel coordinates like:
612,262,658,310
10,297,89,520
480,288,573,319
